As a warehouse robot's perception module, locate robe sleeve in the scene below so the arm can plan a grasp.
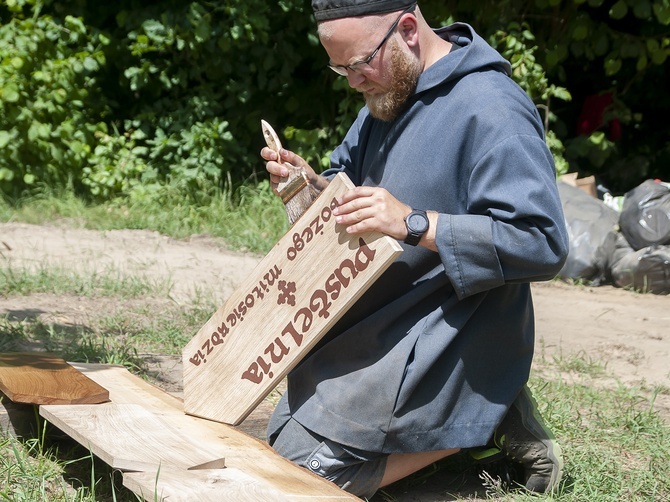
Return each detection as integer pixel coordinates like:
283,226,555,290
437,134,568,299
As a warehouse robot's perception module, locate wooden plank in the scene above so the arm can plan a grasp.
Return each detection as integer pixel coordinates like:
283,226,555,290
40,403,226,471
66,363,360,501
123,467,291,502
182,173,403,425
0,352,109,405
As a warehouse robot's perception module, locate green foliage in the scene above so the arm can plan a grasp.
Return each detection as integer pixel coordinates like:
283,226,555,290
492,22,568,103
0,0,328,201
538,0,669,186
565,131,617,169
83,126,150,198
489,21,572,175
425,0,670,190
94,0,335,201
0,0,669,201
0,4,109,198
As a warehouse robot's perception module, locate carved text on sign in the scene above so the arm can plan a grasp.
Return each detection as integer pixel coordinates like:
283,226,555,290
286,197,338,261
241,237,377,384
187,196,340,368
188,264,282,367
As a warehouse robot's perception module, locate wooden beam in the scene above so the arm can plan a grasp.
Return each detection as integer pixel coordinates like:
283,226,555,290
182,173,403,425
1,393,36,437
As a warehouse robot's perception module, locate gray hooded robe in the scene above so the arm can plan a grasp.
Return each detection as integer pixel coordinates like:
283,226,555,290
274,23,568,455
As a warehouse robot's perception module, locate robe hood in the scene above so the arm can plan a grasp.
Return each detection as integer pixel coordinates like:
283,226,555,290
414,23,512,98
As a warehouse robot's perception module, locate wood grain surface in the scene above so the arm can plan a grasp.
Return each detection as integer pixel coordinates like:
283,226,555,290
40,403,226,471
123,467,291,502
49,363,359,501
0,352,109,405
182,173,403,425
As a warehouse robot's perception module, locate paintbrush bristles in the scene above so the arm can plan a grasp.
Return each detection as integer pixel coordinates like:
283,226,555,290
285,183,321,224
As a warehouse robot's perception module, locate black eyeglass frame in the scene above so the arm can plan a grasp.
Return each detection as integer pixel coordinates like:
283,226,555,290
327,3,417,77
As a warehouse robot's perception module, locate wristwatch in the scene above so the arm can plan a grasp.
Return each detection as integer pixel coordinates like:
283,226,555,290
403,209,429,246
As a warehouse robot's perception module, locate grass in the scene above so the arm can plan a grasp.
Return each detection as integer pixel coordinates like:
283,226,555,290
0,264,173,299
375,372,670,501
0,414,136,501
538,379,668,500
0,248,211,500
0,297,213,366
5,364,663,502
0,180,288,255
1,411,92,501
2,191,669,501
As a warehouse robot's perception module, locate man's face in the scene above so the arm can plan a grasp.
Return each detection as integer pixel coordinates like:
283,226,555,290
320,14,422,122
363,37,421,121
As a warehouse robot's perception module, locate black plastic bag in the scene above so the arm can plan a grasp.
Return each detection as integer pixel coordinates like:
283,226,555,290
610,233,670,294
619,179,670,250
557,181,619,284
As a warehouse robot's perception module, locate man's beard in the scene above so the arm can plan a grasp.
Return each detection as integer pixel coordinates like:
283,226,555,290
364,40,421,122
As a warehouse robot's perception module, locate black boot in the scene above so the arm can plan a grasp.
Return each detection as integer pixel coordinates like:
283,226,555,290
492,385,563,493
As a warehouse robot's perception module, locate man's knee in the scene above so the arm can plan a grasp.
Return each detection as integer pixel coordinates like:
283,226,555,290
269,417,387,498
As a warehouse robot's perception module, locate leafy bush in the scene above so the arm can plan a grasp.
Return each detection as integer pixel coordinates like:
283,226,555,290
489,22,572,175
0,4,109,198
1,0,326,201
90,0,330,202
427,0,669,190
1,0,669,201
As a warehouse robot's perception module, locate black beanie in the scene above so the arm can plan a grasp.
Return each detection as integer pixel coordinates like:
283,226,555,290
312,0,416,22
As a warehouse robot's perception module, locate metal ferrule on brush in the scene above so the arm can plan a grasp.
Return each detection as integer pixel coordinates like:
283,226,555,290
279,172,310,205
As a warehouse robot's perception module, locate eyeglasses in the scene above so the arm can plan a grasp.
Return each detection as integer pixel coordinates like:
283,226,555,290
327,3,416,77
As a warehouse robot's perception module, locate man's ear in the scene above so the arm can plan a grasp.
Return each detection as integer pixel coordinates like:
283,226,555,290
398,14,419,47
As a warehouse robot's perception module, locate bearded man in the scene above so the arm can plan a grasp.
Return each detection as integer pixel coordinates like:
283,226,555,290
261,1,569,498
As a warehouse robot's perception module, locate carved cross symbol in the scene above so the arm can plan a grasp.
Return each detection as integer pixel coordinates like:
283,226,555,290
277,280,297,306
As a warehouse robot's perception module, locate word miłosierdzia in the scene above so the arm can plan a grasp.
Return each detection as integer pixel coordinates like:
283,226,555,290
182,173,403,425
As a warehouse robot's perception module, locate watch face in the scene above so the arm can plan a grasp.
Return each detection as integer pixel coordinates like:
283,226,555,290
407,212,429,232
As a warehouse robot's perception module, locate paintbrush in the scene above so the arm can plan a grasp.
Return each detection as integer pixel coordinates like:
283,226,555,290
261,120,320,224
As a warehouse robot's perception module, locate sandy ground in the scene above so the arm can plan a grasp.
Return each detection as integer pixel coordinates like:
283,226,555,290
1,221,669,499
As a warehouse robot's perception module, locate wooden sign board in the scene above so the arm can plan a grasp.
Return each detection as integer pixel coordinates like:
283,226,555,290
183,173,403,425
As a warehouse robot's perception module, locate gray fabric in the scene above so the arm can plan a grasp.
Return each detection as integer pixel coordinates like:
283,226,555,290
273,22,568,459
312,0,415,21
268,394,387,498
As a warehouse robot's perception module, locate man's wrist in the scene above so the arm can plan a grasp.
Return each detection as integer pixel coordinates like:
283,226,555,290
404,209,429,246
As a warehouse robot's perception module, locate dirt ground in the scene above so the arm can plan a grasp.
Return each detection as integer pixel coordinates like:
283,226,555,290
1,221,669,499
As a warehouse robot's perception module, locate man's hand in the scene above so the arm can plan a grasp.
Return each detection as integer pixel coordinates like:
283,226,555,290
333,187,410,240
333,187,438,250
260,147,328,197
